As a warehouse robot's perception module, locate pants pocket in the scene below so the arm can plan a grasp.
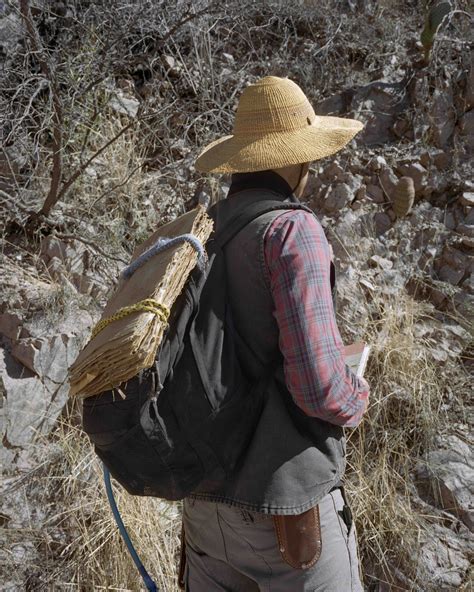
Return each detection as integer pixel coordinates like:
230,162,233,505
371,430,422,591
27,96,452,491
331,488,364,591
336,487,354,540
272,506,322,570
338,505,354,540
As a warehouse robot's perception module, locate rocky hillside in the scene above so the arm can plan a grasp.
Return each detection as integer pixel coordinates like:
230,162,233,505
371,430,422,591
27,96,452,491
1,1,472,590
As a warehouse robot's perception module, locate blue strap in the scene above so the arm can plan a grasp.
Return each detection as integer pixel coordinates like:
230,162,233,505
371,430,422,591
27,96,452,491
103,465,158,592
123,234,207,279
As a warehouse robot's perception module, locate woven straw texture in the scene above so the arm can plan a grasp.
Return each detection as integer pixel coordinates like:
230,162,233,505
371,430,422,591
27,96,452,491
69,206,213,398
195,76,364,173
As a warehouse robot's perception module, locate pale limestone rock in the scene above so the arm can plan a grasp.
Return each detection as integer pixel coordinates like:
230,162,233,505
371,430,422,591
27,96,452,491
11,335,80,385
435,246,469,286
2,333,81,447
369,255,393,270
40,236,87,276
378,165,398,196
429,87,456,147
416,522,472,590
459,192,474,207
323,183,355,213
417,435,474,532
457,109,474,153
351,82,410,145
162,55,176,69
108,92,140,118
368,155,387,171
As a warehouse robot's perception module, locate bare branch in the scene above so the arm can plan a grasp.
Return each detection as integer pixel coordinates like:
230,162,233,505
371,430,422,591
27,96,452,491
48,115,140,211
53,232,129,265
19,0,64,218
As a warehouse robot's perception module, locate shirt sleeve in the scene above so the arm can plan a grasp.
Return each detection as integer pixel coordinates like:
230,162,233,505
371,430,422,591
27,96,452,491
264,210,369,428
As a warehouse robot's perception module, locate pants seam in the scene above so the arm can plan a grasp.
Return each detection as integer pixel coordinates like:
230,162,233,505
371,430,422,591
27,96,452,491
215,503,231,564
329,491,354,592
218,509,274,592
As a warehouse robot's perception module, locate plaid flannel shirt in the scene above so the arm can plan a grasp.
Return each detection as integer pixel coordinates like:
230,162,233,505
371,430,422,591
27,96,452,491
264,210,369,428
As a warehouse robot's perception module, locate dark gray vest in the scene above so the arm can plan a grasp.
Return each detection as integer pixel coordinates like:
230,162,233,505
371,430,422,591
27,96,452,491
191,188,346,514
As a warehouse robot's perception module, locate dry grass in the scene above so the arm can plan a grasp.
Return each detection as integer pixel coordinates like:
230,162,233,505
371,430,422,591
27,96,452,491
345,286,462,589
48,410,182,591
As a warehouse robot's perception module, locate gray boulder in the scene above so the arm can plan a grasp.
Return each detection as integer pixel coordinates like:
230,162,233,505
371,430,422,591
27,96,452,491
416,434,474,532
1,348,72,448
323,183,356,213
435,245,469,286
457,109,474,154
429,87,456,148
1,329,85,449
416,522,473,590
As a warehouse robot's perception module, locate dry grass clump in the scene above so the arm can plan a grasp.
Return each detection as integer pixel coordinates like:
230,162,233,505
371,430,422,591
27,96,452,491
345,288,456,589
48,409,182,591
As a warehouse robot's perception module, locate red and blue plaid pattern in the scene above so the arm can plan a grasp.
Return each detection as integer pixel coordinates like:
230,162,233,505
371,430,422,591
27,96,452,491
264,210,369,428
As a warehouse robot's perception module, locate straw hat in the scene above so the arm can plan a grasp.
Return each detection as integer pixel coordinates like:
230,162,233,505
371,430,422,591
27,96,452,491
195,76,364,174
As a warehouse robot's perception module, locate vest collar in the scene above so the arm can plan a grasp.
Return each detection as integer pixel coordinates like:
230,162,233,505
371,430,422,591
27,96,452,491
227,170,294,199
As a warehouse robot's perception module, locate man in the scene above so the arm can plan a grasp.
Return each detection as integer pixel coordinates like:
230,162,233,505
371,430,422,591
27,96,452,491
182,76,370,591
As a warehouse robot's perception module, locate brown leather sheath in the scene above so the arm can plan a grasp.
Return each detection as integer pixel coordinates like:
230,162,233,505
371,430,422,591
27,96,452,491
272,506,322,569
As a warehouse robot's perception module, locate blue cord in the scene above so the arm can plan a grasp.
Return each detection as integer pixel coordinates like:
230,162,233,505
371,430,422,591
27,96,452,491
122,233,207,279
103,465,158,592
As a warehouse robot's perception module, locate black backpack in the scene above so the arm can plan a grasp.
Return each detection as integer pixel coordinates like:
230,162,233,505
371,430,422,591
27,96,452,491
82,198,309,500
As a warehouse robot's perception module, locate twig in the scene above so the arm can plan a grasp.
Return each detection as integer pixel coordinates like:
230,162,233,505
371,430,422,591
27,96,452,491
54,232,128,265
10,79,49,134
310,19,343,58
88,163,144,209
0,189,31,214
160,3,218,44
79,103,101,161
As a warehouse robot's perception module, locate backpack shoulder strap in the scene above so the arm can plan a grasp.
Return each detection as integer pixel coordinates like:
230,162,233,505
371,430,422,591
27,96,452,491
213,199,313,249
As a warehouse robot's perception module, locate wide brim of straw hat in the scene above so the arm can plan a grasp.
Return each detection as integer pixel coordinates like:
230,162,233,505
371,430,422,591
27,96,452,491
196,115,364,174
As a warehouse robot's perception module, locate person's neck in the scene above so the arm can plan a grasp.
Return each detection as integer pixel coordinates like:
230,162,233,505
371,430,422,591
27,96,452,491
228,170,294,198
272,165,306,197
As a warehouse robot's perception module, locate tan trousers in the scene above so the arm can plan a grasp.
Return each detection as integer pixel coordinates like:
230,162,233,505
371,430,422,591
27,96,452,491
182,488,363,591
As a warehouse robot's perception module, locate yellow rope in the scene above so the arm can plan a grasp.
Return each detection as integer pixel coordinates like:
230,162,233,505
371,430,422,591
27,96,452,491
91,298,170,339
